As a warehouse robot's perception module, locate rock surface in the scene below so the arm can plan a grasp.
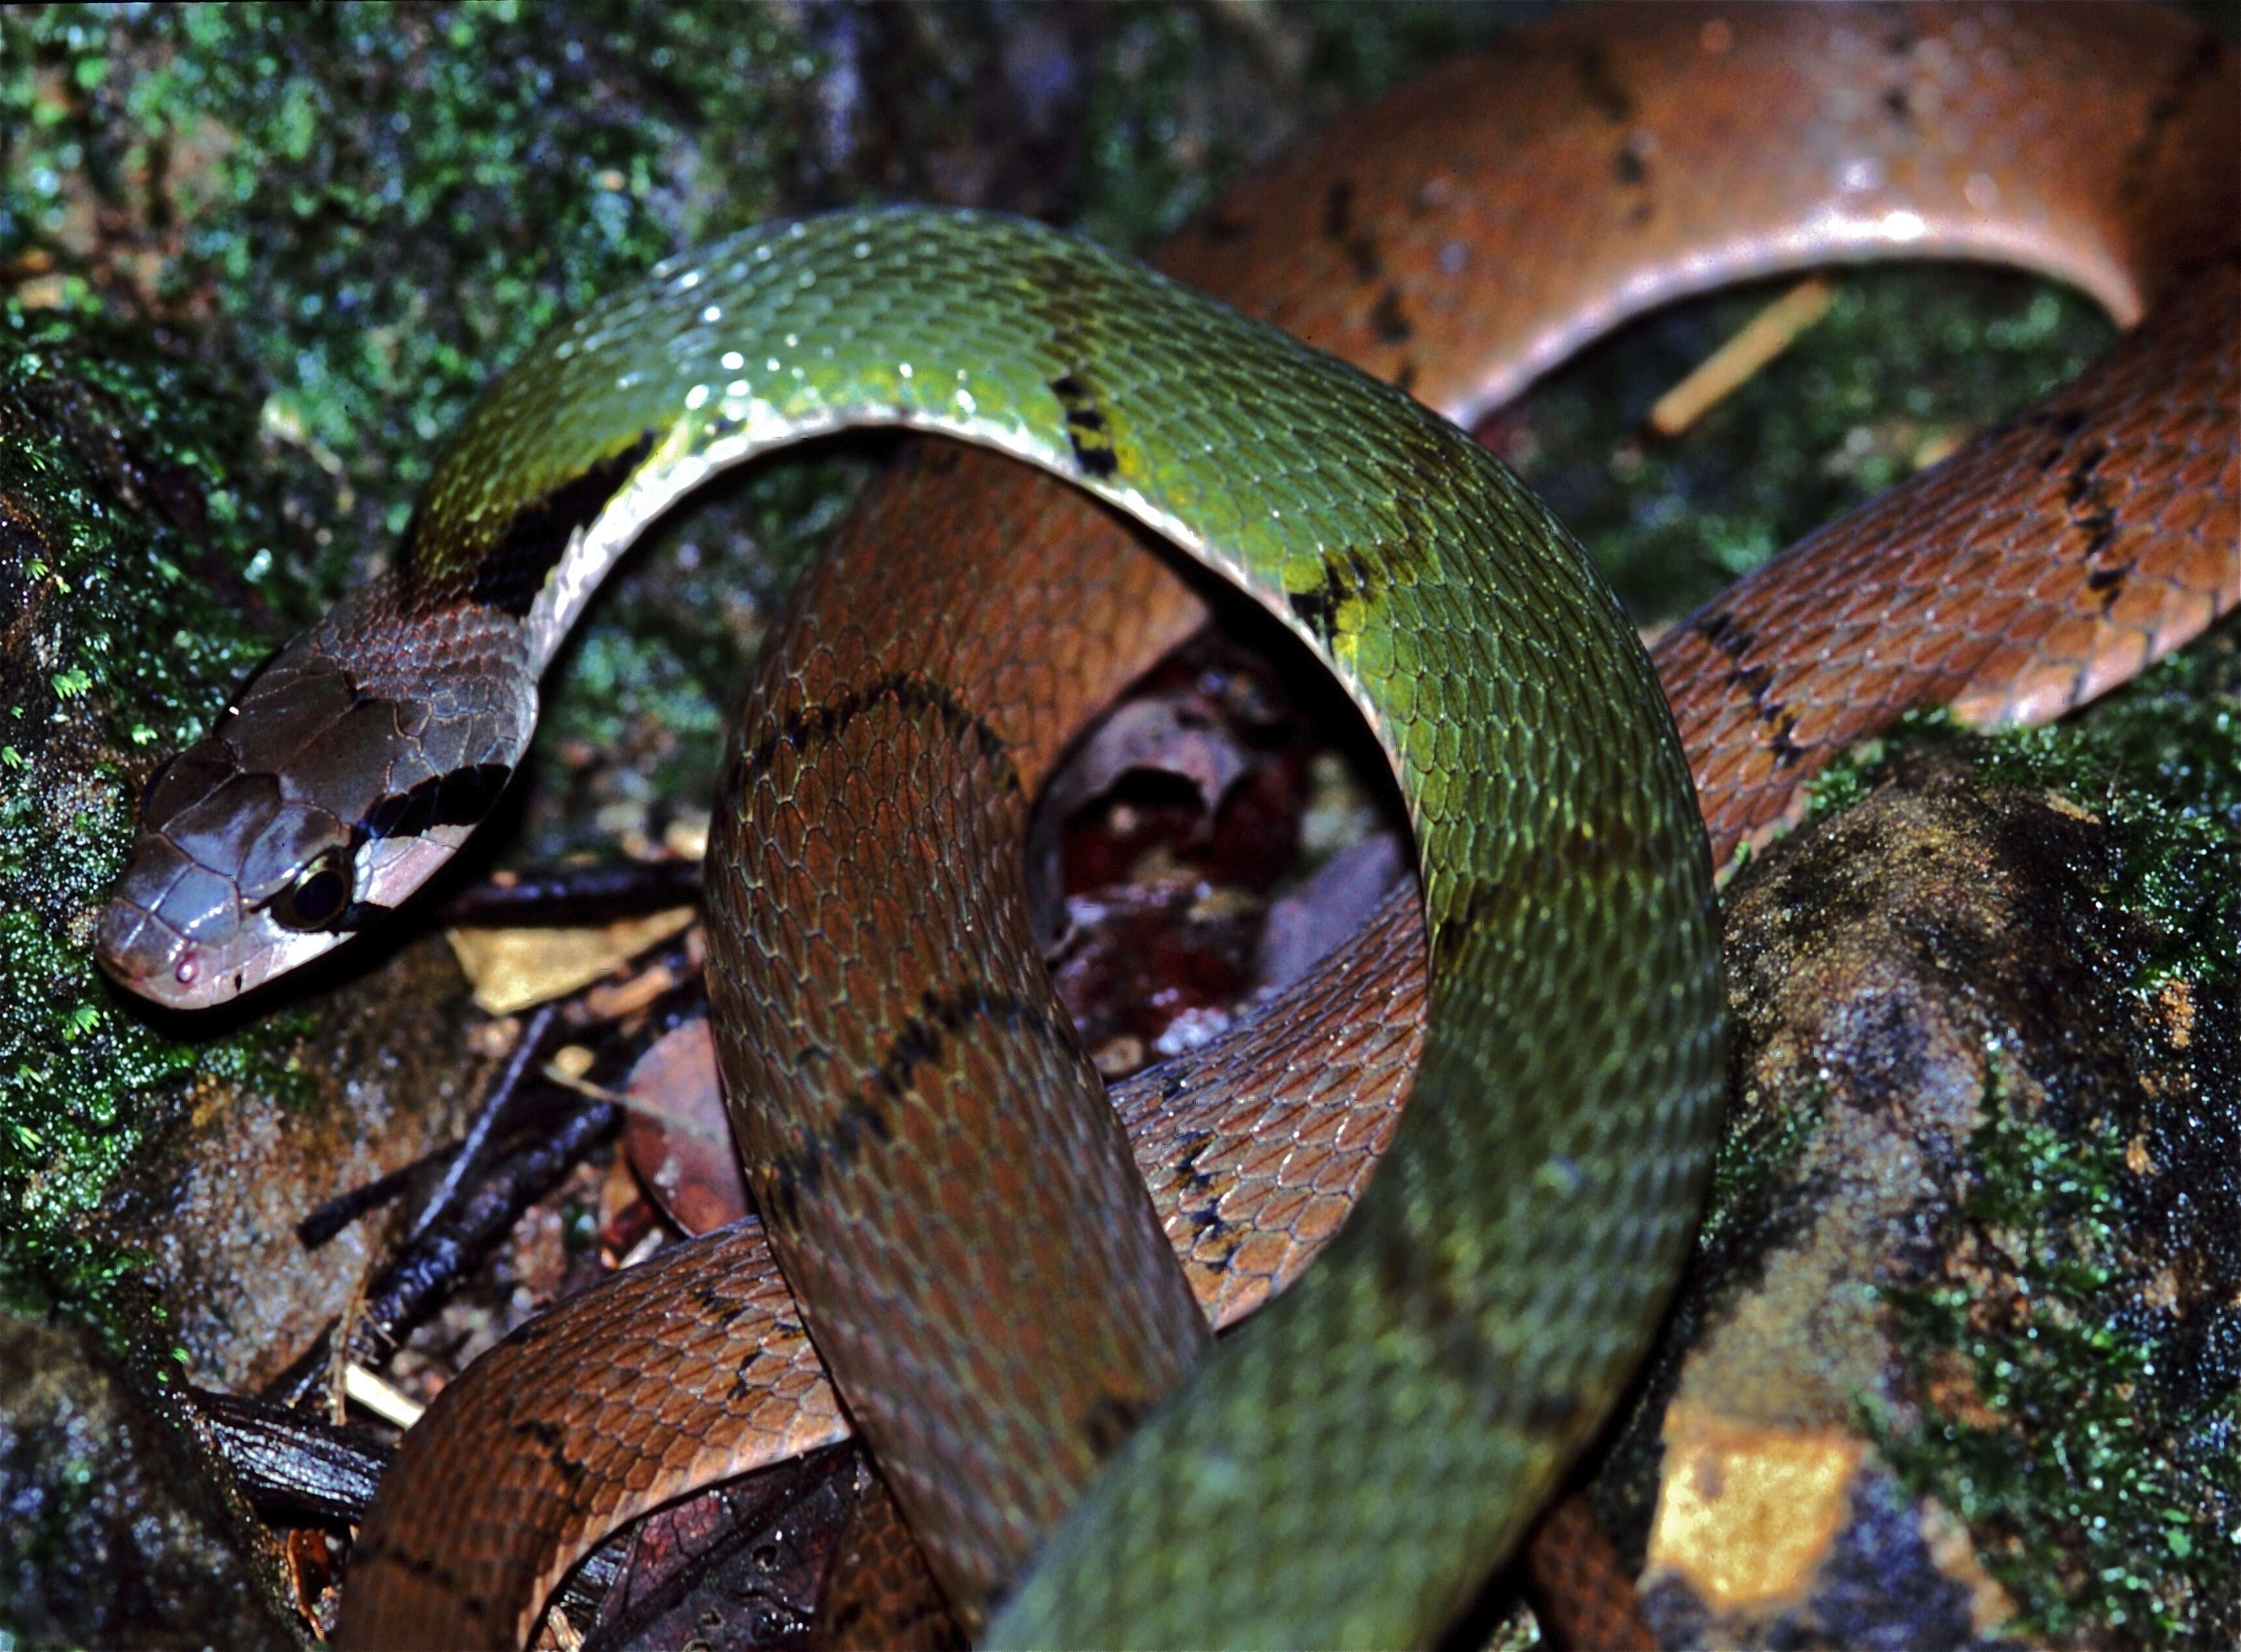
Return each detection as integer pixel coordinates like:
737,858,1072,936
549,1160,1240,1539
0,1308,299,1650
1610,733,2241,1650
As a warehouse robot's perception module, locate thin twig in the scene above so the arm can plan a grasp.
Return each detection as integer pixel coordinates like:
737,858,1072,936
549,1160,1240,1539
405,1000,560,1246
1648,276,1835,437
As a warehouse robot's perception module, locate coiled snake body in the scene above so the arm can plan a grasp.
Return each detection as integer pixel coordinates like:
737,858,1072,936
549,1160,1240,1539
96,6,2237,1647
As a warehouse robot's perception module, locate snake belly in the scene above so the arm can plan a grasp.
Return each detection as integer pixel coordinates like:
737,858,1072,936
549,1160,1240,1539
96,2,2237,1646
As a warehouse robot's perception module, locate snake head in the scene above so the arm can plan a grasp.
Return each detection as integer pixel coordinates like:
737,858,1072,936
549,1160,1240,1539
97,586,536,1010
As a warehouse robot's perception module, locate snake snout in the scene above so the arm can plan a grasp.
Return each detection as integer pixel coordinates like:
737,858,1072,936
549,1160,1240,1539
96,836,238,1009
96,819,337,1010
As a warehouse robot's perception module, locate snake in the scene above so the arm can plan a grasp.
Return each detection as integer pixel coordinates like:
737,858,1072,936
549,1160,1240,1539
93,4,2236,1648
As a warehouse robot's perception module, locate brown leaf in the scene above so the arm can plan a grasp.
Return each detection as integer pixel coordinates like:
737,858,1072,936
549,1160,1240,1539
585,1448,861,1651
620,1018,747,1236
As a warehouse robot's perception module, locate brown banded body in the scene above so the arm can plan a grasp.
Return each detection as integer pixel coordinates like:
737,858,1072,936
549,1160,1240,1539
94,4,2236,1648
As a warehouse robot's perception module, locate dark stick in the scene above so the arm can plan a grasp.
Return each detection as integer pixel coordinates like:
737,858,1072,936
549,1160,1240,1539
261,1091,621,1411
192,1387,393,1526
296,1141,461,1249
436,859,703,928
405,1000,560,1247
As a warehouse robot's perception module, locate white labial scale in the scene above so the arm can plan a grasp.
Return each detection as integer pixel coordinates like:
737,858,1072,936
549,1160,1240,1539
360,825,474,911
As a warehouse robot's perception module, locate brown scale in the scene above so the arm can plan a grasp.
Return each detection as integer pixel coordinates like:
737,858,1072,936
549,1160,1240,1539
338,5,2237,1647
701,449,1216,1619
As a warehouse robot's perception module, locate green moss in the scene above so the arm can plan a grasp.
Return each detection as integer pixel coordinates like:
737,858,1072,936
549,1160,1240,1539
1,3,819,535
1067,6,1241,253
1801,634,2240,988
0,313,317,1345
1694,1073,1828,1260
1977,639,2241,989
1876,1060,2241,1644
0,1,840,834
1073,3,1519,250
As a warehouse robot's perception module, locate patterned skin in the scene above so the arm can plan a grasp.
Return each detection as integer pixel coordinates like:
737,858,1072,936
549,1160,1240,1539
116,202,1724,1651
95,5,2235,1648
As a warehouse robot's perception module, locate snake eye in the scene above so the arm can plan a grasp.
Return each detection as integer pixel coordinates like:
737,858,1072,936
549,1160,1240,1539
270,849,353,933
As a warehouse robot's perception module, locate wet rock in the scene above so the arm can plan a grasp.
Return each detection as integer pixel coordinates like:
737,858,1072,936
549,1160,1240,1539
86,936,489,1395
1622,747,2240,1649
0,1308,300,1650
